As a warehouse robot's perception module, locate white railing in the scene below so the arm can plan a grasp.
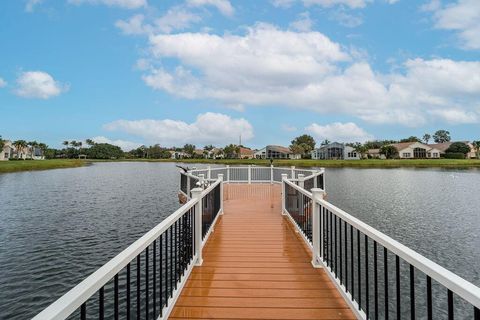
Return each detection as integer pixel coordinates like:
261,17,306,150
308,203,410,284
281,176,480,320
33,177,224,320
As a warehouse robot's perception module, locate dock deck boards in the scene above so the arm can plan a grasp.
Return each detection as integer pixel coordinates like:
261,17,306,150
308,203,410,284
171,184,355,320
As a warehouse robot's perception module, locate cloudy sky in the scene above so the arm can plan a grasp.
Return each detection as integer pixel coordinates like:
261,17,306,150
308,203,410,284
1,0,479,150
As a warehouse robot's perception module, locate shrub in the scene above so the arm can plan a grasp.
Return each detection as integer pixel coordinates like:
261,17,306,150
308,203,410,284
446,142,470,155
443,153,465,159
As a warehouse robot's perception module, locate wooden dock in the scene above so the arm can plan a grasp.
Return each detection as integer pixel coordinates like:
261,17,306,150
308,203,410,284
171,184,355,319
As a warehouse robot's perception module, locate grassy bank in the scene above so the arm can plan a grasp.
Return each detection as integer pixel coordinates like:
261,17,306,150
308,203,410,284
94,158,480,168
0,159,87,174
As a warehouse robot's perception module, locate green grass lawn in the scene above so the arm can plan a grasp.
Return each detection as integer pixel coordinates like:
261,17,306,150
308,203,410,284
96,158,480,168
0,159,87,173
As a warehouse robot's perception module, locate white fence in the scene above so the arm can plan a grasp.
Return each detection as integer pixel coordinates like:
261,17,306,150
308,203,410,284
281,177,480,320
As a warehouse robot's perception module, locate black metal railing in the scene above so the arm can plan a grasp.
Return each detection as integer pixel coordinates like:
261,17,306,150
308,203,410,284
320,204,480,320
180,173,188,195
285,183,313,245
201,183,221,240
74,207,195,320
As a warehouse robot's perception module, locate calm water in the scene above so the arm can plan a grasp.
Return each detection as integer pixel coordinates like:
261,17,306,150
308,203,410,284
0,163,479,319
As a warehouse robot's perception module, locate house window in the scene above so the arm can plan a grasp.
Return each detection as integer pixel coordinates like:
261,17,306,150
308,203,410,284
403,153,411,158
413,148,427,158
433,153,438,158
347,152,357,158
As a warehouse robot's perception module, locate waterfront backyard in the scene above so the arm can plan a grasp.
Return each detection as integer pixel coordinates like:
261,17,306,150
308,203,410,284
0,162,479,319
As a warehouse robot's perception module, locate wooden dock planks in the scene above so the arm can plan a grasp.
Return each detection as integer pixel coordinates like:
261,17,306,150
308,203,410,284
170,184,355,320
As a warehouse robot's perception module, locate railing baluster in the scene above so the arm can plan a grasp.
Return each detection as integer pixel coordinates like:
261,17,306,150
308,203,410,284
365,235,369,318
350,224,354,300
330,211,333,269
340,218,343,285
396,256,400,319
165,229,169,308
334,215,337,276
170,224,173,298
410,264,415,320
137,255,141,320
99,286,104,320
475,307,480,320
80,303,86,320
427,276,432,320
127,263,131,320
384,247,388,320
448,289,454,320
345,221,348,292
374,241,378,320
175,220,178,290
160,234,163,316
114,274,119,320
357,229,361,310
146,246,149,320
153,239,156,318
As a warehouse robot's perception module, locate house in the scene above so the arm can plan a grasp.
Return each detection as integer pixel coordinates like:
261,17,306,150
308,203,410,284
311,142,360,160
0,141,14,161
169,150,187,159
391,142,441,159
206,148,224,159
430,142,477,159
239,147,254,159
366,149,386,159
254,145,300,159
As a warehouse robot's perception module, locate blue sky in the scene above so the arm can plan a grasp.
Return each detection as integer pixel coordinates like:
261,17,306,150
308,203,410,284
1,0,479,150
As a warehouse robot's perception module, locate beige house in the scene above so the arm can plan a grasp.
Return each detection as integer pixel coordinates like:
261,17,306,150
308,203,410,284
392,142,442,159
366,148,386,159
239,147,254,159
0,141,45,160
430,142,478,159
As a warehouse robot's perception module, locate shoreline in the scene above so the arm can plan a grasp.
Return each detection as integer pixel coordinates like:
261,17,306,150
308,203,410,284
0,159,88,174
1,158,479,174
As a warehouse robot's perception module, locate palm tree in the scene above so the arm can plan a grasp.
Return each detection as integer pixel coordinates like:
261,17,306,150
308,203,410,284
473,141,480,159
63,141,69,148
70,140,77,149
38,143,48,157
85,139,95,147
0,135,5,151
27,141,38,159
13,140,28,159
423,134,431,144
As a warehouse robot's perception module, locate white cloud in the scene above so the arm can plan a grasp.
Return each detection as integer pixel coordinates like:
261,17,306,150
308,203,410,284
429,109,478,124
290,12,314,32
186,0,234,16
303,0,371,8
271,0,296,8
25,0,43,12
92,136,143,151
306,122,374,142
427,0,480,50
104,112,254,146
330,9,363,27
282,124,298,132
139,23,480,126
14,71,68,99
0,77,6,88
68,0,147,9
116,8,202,35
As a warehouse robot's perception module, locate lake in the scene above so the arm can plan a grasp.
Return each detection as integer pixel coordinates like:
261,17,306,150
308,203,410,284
0,163,479,319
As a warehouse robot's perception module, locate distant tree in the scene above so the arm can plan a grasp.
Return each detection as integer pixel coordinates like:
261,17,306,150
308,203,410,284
183,144,196,157
320,139,331,146
0,135,5,151
353,143,368,159
289,144,305,156
87,143,123,159
446,142,470,155
433,130,451,143
380,145,398,159
63,141,69,147
38,143,48,156
423,134,431,144
13,140,28,158
363,140,397,149
85,139,95,146
400,136,421,143
27,141,38,159
204,145,215,151
291,135,316,156
473,141,480,159
223,144,240,159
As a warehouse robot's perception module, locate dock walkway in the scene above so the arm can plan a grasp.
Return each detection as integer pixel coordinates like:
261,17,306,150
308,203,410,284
171,184,354,319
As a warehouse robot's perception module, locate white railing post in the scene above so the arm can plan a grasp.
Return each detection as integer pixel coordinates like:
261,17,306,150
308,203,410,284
281,174,288,215
191,188,203,266
198,174,205,188
248,165,252,184
291,166,295,179
298,174,305,189
270,165,273,184
218,174,224,215
313,171,318,189
311,188,325,268
207,166,211,180
226,165,230,182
